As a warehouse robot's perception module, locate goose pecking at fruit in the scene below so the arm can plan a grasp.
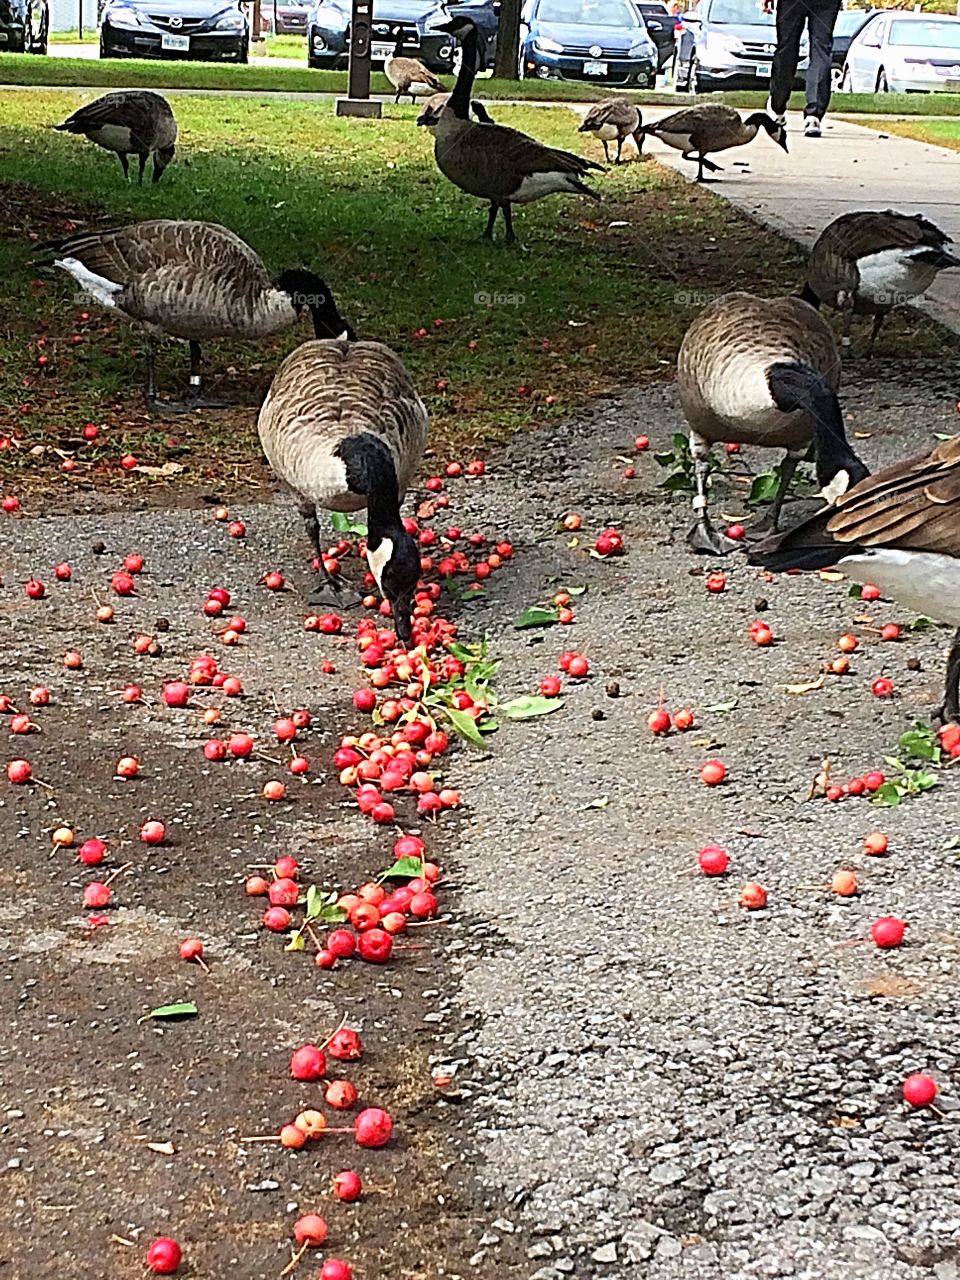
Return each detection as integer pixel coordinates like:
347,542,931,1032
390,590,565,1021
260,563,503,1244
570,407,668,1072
257,316,427,644
47,219,346,411
677,290,867,554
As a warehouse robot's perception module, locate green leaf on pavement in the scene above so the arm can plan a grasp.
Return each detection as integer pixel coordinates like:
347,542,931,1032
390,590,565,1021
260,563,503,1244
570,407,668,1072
703,698,738,713
514,606,558,629
330,512,367,536
443,705,488,748
502,695,564,720
379,856,425,881
871,782,903,807
138,1002,198,1024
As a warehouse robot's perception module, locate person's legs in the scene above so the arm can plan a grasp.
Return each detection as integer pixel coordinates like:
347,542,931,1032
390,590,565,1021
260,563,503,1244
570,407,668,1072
769,0,806,117
804,0,841,120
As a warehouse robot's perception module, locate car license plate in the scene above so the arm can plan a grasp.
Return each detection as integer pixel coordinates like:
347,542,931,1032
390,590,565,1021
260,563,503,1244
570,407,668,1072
754,61,771,75
584,59,608,75
371,41,395,59
161,32,190,50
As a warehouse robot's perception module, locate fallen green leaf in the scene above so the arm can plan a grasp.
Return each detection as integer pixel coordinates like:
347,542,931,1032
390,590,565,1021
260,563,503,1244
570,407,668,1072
138,1002,198,1024
703,698,738,713
330,512,367,536
502,695,564,720
911,616,933,631
285,931,307,952
749,469,781,505
514,606,558,629
379,855,425,881
580,794,610,810
443,705,488,748
871,782,903,808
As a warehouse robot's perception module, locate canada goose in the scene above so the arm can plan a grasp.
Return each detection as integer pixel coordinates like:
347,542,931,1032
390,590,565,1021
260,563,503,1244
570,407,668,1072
432,15,604,244
750,434,960,722
54,90,177,184
46,220,350,412
640,105,787,182
416,94,495,131
384,39,445,104
677,291,867,555
578,98,644,165
257,335,427,645
799,210,960,356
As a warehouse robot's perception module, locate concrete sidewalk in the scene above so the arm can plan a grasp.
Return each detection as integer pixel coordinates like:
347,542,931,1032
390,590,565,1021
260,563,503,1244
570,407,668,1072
640,107,960,336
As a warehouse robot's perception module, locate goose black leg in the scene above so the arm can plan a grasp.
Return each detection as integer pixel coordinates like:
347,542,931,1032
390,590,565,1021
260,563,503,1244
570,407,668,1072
138,151,147,186
118,152,130,181
752,449,803,534
686,431,739,555
840,303,854,350
300,502,362,608
182,341,229,410
501,202,517,245
695,153,722,183
865,310,886,358
933,628,960,724
615,136,624,164
394,88,402,103
483,201,499,240
601,139,611,164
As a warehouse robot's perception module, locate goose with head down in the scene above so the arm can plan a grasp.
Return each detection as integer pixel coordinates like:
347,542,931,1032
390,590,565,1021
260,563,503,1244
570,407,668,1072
578,97,644,165
640,104,787,182
257,314,427,645
677,290,867,554
46,219,345,412
384,38,446,103
54,90,177,184
750,432,960,723
431,14,604,243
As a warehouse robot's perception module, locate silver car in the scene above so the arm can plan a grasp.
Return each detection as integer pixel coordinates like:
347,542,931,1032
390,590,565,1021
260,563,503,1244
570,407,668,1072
676,0,807,93
840,10,960,93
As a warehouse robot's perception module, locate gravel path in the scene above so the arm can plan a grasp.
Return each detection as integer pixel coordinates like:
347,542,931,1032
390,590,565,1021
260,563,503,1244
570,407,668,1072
437,357,960,1279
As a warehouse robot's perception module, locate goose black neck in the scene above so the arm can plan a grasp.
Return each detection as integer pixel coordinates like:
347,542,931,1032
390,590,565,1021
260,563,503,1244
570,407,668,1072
335,434,404,542
766,361,869,491
449,25,479,119
798,281,821,310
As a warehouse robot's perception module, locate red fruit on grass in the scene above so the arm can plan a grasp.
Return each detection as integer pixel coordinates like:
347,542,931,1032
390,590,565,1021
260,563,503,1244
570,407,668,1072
864,831,889,856
140,820,165,844
332,1170,362,1202
263,907,291,932
327,929,357,958
162,682,190,708
902,1073,938,1108
78,838,107,866
700,759,727,786
120,454,138,471
705,572,726,594
146,1237,182,1274
739,883,767,909
861,583,881,601
111,572,136,596
872,677,895,698
84,882,111,908
290,1045,327,1081
179,938,204,963
540,675,562,698
871,916,906,949
354,1107,393,1148
326,1080,359,1110
293,1214,328,1248
358,928,393,963
25,579,45,599
319,1262,354,1280
698,845,729,876
328,1028,363,1061
7,759,33,784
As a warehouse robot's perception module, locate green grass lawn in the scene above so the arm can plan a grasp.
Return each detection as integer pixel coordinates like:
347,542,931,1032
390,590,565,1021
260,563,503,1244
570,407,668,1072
7,49,960,114
0,89,950,499
854,115,960,150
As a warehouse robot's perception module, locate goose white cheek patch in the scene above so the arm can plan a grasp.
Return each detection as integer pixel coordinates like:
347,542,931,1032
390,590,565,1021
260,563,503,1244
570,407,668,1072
367,538,394,594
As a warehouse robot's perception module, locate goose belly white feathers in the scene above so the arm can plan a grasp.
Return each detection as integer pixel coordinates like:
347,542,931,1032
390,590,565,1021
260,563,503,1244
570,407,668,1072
257,339,428,514
852,247,943,310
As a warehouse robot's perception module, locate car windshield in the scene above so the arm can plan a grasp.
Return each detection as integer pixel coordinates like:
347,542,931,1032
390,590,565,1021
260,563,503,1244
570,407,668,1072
888,18,960,48
537,0,640,26
833,9,870,36
708,0,773,24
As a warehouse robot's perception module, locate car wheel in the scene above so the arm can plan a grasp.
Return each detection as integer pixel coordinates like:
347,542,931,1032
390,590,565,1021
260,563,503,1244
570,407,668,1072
238,40,249,63
876,68,889,92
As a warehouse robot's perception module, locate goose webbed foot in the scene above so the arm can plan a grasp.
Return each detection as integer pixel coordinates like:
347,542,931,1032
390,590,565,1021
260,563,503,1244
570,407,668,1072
687,518,740,556
307,579,363,609
145,394,201,417
183,386,231,410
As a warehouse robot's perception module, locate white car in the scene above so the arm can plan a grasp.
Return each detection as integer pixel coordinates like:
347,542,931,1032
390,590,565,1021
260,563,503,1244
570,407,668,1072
840,10,960,93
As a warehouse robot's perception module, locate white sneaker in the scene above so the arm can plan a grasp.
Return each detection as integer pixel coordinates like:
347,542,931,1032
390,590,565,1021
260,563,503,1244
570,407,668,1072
804,116,822,137
766,99,787,127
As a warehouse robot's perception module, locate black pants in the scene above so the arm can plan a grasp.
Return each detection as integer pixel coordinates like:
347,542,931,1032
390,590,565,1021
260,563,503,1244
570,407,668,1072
769,0,841,119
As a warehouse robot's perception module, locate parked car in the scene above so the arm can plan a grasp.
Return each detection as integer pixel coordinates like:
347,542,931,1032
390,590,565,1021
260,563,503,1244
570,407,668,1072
261,1,310,34
0,0,48,52
307,0,496,71
100,0,249,59
519,0,657,88
675,0,807,93
840,10,960,93
636,0,677,70
831,6,877,85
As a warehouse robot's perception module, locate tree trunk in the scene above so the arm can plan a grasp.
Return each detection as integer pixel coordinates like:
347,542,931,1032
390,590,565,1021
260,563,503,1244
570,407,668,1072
493,0,521,80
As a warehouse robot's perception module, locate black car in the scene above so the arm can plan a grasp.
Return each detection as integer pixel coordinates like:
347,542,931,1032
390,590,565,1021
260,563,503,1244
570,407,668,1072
0,0,48,52
519,0,658,87
636,0,676,69
307,0,497,71
831,6,876,82
100,0,249,60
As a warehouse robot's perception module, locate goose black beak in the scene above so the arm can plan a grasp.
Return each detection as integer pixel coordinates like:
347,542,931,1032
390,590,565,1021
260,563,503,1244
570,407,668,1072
776,129,789,154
